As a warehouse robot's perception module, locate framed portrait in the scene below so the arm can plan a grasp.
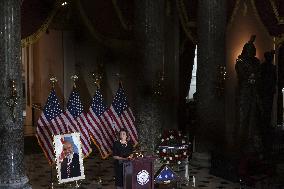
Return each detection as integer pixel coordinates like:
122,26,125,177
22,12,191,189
54,132,85,184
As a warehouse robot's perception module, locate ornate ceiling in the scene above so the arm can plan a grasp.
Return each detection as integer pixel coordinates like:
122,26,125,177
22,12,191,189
21,0,55,46
20,0,284,47
253,0,284,36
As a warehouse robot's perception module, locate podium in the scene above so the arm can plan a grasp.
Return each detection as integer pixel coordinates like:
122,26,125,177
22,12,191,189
123,157,156,189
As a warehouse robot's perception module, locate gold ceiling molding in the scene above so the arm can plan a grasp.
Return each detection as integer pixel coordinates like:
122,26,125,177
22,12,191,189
21,6,58,48
177,0,244,41
250,0,284,45
269,0,284,25
227,0,242,30
250,0,271,38
111,0,130,30
176,0,196,44
77,0,132,50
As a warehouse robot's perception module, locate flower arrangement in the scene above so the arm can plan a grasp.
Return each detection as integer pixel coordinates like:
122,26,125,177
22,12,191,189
156,129,190,164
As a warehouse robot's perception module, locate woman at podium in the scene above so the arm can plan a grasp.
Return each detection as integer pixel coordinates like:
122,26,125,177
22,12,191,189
113,129,134,189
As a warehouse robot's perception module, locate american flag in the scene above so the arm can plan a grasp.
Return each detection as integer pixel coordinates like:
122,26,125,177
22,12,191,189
109,84,138,145
86,88,116,158
63,89,92,158
155,165,177,183
36,89,68,165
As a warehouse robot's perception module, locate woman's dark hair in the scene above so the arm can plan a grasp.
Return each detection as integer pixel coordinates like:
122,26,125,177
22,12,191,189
117,129,130,141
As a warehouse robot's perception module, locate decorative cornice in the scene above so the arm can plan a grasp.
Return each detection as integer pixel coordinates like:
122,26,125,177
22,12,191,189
77,0,132,50
111,0,130,30
21,5,58,47
269,0,284,25
227,0,242,30
176,0,196,44
250,0,271,37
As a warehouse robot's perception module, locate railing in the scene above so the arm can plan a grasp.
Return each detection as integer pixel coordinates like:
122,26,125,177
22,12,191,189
31,103,42,127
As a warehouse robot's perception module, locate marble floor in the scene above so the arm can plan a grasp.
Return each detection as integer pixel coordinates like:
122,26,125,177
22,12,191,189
23,129,284,189
25,152,244,189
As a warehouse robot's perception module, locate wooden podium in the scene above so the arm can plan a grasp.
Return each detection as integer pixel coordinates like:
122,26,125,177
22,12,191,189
123,157,156,189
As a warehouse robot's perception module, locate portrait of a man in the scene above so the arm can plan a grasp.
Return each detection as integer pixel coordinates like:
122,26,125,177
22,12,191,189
54,132,85,183
60,140,81,179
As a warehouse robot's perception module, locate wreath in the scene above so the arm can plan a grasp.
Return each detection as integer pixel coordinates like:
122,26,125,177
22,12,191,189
156,129,190,164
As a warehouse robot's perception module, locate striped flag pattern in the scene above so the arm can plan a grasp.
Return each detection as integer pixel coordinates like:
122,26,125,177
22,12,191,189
109,84,138,145
36,89,68,165
63,89,92,158
86,89,116,158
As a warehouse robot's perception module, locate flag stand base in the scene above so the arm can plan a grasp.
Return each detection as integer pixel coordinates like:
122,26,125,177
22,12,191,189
75,181,80,188
49,165,54,189
51,181,81,189
49,163,82,189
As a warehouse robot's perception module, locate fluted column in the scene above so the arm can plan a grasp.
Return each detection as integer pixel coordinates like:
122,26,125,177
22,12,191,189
0,0,31,188
193,0,226,166
134,0,165,154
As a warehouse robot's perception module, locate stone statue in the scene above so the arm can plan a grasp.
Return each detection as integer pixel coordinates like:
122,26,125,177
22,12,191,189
259,50,276,154
259,50,276,127
235,35,261,144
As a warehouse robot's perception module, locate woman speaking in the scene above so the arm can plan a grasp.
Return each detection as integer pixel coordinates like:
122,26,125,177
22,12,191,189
113,129,134,189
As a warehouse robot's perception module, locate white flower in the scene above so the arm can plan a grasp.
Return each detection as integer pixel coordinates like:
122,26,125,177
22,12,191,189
178,132,181,136
162,149,166,153
161,139,164,142
182,140,185,144
170,135,174,139
166,161,169,164
175,155,178,157
178,161,181,164
164,157,167,160
156,151,159,154
166,138,169,140
169,157,172,160
183,152,187,155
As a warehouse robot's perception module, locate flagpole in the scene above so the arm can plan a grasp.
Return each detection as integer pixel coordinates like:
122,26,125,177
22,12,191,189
49,77,56,189
50,164,54,189
91,72,106,187
66,75,80,135
115,73,123,88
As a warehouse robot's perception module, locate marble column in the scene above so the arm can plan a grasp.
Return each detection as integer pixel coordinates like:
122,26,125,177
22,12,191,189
134,0,165,154
0,0,31,188
163,1,180,129
192,0,226,166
